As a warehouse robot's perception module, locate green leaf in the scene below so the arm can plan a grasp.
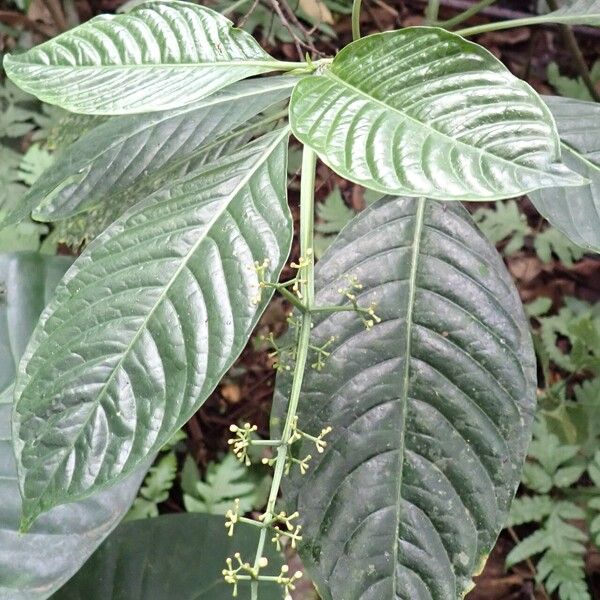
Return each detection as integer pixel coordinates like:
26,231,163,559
534,227,585,267
530,97,600,252
6,77,295,227
13,129,292,529
125,451,178,520
182,453,260,515
3,1,283,115
18,144,54,187
315,187,356,235
289,27,584,201
547,61,600,102
508,495,554,527
506,503,589,600
0,222,49,253
274,196,536,599
543,0,600,26
51,513,284,600
0,252,147,600
474,200,530,255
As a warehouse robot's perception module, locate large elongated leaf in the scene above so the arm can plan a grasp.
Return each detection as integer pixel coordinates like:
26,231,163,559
0,253,146,600
6,77,295,227
530,97,600,253
290,27,584,201
3,1,283,114
52,514,284,599
13,129,292,529
274,197,536,599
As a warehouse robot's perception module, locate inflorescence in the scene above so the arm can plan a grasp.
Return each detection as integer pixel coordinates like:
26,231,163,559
223,257,379,599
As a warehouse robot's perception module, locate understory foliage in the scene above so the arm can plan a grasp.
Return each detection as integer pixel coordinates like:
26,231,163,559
0,1,599,600
507,297,600,600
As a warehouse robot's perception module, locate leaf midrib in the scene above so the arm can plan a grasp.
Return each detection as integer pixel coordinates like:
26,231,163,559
8,59,278,70
322,70,570,183
18,127,290,515
391,197,426,598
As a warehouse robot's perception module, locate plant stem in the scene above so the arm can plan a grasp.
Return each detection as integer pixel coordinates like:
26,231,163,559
352,0,363,41
249,147,317,600
436,0,496,29
222,0,251,16
457,14,595,37
426,0,441,23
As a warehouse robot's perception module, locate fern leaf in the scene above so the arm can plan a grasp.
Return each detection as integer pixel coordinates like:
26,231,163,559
508,495,554,527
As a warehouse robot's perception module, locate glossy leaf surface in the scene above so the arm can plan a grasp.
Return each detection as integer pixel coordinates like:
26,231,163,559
13,130,292,528
274,197,537,599
7,77,295,226
52,514,284,600
530,97,600,253
290,27,583,200
0,253,145,600
3,1,279,114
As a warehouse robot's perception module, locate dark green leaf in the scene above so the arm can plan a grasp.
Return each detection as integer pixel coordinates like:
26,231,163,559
13,130,292,528
51,513,284,600
290,28,583,200
0,253,146,600
4,1,282,114
6,77,295,227
274,196,536,599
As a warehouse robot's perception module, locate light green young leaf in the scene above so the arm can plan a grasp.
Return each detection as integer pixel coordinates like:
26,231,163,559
18,144,53,187
3,1,285,115
290,27,584,201
474,200,530,255
182,454,259,515
547,61,600,102
530,97,600,253
507,495,554,527
0,253,148,600
315,188,356,235
534,227,585,267
126,451,178,520
12,130,292,529
275,196,536,599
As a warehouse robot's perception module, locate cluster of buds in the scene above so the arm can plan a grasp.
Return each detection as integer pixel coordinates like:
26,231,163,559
261,331,296,372
310,335,336,371
268,510,303,550
250,258,271,305
338,274,382,330
289,416,332,454
263,452,313,476
223,552,302,599
289,249,312,298
222,553,269,597
228,423,257,466
224,498,241,537
276,565,303,600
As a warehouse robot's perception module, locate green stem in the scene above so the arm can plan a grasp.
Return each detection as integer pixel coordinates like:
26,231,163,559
457,14,591,37
221,0,251,16
437,0,496,29
269,285,307,312
352,0,363,41
249,147,317,600
426,0,441,24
